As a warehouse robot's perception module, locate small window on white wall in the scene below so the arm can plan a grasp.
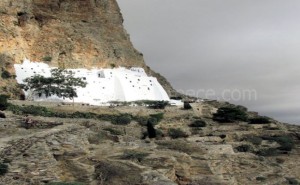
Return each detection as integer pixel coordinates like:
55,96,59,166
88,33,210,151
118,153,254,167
98,71,105,78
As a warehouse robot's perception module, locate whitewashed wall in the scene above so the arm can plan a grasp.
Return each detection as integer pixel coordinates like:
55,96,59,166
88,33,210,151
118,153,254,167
14,59,170,105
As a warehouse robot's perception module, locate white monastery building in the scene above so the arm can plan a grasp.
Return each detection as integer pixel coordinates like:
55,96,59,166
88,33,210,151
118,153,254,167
14,59,170,105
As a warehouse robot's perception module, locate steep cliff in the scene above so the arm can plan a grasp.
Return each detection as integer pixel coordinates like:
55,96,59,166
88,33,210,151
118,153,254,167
0,0,177,97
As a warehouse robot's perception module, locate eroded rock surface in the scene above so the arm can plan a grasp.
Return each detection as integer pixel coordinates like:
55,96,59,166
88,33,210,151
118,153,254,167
0,101,299,185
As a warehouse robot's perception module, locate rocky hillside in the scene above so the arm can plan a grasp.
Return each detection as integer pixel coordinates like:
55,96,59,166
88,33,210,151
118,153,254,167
0,0,177,97
0,100,299,185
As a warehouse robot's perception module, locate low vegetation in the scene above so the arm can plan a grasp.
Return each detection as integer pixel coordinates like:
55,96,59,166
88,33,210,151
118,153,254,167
253,135,295,156
111,114,132,125
262,135,295,151
1,70,12,79
249,116,271,124
0,163,8,176
189,119,206,127
256,177,267,182
246,136,263,145
7,104,133,125
0,94,9,110
42,56,52,62
168,128,188,139
256,148,279,156
235,144,252,152
149,112,164,122
286,177,299,185
213,106,248,122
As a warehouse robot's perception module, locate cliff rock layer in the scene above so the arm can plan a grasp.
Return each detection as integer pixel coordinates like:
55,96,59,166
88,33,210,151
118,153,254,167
0,0,144,68
0,0,177,97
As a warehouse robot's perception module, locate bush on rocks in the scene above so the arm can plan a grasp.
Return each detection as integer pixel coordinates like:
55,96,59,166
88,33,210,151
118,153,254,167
213,106,248,123
168,128,188,139
0,111,6,118
249,116,271,124
189,119,206,127
0,95,9,111
235,144,252,152
0,163,8,175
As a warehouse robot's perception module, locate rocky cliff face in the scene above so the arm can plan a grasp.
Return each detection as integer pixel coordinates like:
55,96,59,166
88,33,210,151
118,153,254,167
0,0,177,97
0,0,143,68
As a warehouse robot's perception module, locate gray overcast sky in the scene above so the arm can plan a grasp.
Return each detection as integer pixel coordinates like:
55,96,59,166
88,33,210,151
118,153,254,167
117,0,300,125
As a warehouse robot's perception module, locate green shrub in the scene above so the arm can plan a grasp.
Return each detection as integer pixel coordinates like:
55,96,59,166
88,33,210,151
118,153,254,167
135,116,149,126
110,63,116,68
42,56,52,62
213,106,248,123
275,136,295,151
286,177,299,185
189,119,206,127
262,135,295,151
247,136,263,145
133,100,169,109
8,105,52,116
1,70,11,79
256,177,266,181
219,134,226,139
168,128,188,139
149,101,169,109
8,104,134,125
0,111,6,118
249,116,271,124
147,117,158,126
121,150,150,162
235,144,252,152
0,163,8,175
256,148,279,156
149,112,164,122
0,95,9,111
111,114,132,125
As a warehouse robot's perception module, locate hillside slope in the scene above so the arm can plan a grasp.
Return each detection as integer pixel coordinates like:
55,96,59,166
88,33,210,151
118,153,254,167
0,101,299,184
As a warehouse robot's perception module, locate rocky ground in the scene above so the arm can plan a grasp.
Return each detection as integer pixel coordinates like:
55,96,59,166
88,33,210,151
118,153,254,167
0,100,299,185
